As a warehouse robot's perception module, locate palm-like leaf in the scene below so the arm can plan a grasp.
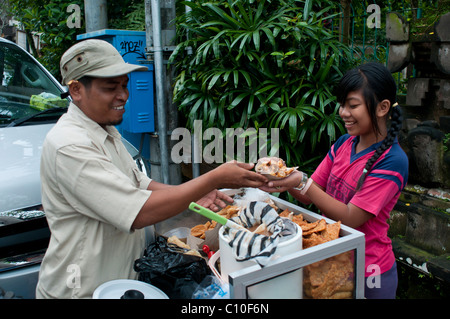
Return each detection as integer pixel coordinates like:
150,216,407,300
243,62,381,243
170,0,358,168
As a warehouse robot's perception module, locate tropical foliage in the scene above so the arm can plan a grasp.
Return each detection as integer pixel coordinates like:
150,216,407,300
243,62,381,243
170,0,358,171
7,0,145,81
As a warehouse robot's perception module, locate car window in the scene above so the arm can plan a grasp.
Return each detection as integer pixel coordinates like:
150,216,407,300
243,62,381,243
0,41,68,127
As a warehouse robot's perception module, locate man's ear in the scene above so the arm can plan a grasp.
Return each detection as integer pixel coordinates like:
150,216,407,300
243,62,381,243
376,99,391,118
68,80,82,103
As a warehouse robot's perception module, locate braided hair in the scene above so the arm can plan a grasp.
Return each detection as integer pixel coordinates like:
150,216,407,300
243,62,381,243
336,62,403,191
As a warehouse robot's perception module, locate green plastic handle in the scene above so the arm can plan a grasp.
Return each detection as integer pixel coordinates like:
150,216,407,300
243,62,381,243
189,202,228,226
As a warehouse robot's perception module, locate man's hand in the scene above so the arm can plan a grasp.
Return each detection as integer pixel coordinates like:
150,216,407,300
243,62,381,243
213,161,268,189
196,189,234,212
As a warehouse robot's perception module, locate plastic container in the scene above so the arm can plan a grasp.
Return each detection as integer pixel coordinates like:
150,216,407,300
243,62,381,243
218,222,303,299
92,279,169,299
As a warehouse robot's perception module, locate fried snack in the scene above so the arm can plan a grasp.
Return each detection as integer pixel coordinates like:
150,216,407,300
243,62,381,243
168,235,190,249
279,209,291,218
190,219,218,239
278,209,353,299
190,224,208,238
302,232,327,248
168,235,203,257
322,221,341,241
217,205,240,219
183,249,202,258
255,157,296,179
302,219,326,236
310,262,352,299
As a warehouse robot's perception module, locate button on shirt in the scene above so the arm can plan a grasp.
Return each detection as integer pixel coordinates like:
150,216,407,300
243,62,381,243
36,102,152,299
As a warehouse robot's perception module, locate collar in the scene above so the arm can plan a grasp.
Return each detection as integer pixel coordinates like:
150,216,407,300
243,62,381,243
67,102,122,144
351,135,383,161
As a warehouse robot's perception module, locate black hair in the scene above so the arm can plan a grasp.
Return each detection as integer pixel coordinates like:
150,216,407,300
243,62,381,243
61,76,93,99
336,62,403,191
77,76,94,88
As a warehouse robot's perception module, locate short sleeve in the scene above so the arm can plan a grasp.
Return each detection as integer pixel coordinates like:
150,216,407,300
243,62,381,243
350,145,408,216
350,175,400,216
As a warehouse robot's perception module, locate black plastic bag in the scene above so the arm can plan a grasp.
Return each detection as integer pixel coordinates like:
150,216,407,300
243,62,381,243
134,236,211,299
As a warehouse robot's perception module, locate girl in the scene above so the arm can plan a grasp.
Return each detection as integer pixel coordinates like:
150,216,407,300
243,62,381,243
261,62,408,299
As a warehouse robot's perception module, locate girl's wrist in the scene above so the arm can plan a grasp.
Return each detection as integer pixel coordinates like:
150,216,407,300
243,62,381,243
293,171,308,191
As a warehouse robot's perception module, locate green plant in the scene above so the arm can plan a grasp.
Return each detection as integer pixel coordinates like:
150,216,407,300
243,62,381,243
8,0,145,81
170,0,357,170
8,0,85,81
108,1,146,31
444,133,450,154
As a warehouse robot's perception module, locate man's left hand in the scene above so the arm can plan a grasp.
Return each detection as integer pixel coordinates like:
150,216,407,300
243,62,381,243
196,189,233,212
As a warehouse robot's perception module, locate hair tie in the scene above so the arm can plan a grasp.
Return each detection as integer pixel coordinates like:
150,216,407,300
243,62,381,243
392,102,398,108
363,168,368,174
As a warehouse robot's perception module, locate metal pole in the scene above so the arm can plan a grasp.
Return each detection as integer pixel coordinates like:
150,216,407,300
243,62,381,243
84,0,108,32
151,0,170,184
185,1,200,178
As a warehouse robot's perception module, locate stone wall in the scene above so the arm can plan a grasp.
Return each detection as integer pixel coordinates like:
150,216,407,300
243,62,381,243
387,12,450,189
389,185,450,284
386,11,450,290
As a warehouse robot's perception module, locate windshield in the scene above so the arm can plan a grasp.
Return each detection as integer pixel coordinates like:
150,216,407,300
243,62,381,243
0,41,68,127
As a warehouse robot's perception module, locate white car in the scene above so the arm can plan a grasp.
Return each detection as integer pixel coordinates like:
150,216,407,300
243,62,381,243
0,37,147,298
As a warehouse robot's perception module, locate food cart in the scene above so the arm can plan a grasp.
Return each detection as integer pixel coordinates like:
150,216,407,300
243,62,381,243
154,188,365,299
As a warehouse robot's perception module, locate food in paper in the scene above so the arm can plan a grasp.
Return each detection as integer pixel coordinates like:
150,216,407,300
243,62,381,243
190,220,218,239
167,235,202,257
279,209,354,299
255,157,297,180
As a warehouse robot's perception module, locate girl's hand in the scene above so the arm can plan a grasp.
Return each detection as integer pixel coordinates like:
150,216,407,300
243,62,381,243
259,170,304,193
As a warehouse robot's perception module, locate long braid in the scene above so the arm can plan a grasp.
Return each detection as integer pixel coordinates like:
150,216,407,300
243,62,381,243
356,104,403,191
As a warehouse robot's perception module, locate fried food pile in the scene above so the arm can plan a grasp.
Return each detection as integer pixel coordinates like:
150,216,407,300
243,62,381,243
255,157,296,179
190,205,240,239
279,209,354,299
279,210,341,248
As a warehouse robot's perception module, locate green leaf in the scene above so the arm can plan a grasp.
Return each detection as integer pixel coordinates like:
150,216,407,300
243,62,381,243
303,0,313,21
229,92,249,110
318,54,336,84
252,30,260,51
208,72,223,90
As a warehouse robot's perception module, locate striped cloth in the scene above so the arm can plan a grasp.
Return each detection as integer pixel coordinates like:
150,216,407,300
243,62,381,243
222,201,297,266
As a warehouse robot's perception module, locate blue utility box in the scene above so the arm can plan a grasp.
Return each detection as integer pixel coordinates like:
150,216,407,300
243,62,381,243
122,62,155,133
77,29,147,64
77,29,155,157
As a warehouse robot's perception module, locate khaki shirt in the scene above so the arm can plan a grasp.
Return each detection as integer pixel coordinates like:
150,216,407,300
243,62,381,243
36,103,152,299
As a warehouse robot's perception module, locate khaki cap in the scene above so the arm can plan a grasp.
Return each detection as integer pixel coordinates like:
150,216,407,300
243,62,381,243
60,39,148,85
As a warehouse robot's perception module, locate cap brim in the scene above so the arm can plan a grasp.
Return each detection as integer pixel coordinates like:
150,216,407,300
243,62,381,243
83,62,148,78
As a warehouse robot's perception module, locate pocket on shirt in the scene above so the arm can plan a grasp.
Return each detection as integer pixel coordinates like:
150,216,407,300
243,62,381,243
131,167,145,188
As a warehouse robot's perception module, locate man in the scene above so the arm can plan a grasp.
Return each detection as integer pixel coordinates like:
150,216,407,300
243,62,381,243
36,39,267,299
